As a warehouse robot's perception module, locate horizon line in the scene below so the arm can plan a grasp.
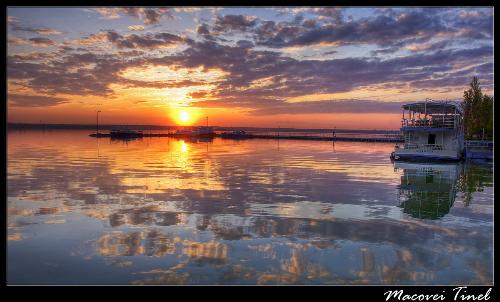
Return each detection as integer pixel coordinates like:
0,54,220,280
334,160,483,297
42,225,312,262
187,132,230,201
7,122,400,132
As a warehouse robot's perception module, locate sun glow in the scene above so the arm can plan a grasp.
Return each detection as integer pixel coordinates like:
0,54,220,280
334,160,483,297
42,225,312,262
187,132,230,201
179,111,190,122
171,107,201,126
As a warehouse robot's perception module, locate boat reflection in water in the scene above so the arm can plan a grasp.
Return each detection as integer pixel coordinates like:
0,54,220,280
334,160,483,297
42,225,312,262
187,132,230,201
395,161,459,220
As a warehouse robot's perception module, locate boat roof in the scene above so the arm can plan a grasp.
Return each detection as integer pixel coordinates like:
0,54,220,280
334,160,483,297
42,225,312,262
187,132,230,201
402,101,462,114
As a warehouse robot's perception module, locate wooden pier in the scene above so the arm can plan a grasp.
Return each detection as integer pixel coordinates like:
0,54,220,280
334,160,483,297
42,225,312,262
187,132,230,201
465,140,493,160
247,134,403,142
90,132,403,143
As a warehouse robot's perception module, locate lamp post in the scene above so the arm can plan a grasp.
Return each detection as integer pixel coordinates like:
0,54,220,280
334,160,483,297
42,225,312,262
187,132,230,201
96,110,101,135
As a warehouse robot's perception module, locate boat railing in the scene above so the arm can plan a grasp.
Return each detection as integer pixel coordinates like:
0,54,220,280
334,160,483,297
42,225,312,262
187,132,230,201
402,143,448,152
401,117,456,129
465,140,493,151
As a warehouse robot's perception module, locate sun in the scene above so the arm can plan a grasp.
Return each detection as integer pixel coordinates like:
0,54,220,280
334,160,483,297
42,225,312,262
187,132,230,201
179,111,190,122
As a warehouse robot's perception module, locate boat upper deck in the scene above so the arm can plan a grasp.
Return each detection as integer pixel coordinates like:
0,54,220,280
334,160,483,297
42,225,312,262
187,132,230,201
400,100,463,131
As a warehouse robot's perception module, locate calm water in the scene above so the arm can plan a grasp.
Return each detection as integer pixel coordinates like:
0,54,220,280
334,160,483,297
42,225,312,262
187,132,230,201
7,130,493,285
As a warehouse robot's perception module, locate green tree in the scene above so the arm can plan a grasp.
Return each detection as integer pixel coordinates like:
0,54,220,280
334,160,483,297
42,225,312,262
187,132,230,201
481,94,494,138
462,77,493,139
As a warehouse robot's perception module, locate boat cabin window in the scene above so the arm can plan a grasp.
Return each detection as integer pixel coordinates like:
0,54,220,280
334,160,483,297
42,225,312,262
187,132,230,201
428,134,436,145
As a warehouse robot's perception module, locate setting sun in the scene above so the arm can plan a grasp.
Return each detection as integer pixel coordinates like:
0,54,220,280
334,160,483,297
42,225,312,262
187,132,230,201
179,111,190,122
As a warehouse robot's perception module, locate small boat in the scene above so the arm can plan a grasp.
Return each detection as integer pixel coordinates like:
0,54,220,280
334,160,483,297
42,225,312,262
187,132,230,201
220,130,249,139
172,126,215,138
109,129,144,138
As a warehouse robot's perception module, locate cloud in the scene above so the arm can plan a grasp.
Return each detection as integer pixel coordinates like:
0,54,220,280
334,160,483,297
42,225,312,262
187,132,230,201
244,8,493,53
8,93,69,107
94,7,122,19
128,25,145,31
12,25,63,35
213,14,258,33
7,50,136,96
323,50,338,55
29,37,56,46
105,31,186,49
74,30,187,49
93,7,173,25
12,52,57,61
309,7,344,24
157,39,492,103
173,8,204,13
8,37,29,45
197,23,210,35
73,31,109,45
405,40,450,52
142,8,168,25
256,10,447,48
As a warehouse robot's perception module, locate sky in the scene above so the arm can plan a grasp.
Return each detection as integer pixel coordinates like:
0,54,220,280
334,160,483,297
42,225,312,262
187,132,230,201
7,7,494,130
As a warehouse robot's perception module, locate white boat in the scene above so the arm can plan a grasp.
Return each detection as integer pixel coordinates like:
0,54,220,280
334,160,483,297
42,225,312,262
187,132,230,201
392,100,464,161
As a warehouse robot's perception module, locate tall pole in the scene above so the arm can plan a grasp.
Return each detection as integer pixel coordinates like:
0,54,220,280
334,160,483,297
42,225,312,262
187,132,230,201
206,116,208,127
97,110,101,135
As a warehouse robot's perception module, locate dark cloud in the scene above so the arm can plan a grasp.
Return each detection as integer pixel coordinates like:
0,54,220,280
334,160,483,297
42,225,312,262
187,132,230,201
213,14,257,33
302,19,317,28
451,9,493,39
197,24,210,35
248,8,492,52
12,52,56,61
29,37,56,46
7,50,140,96
11,25,63,35
105,30,186,49
256,10,446,48
8,93,69,107
236,40,254,48
142,8,163,25
323,50,338,55
117,50,145,57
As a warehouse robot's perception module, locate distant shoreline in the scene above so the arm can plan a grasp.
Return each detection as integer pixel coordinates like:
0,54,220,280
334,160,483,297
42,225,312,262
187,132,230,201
7,123,400,134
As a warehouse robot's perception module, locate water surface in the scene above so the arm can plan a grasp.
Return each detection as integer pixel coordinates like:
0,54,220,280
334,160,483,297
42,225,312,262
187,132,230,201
7,130,493,285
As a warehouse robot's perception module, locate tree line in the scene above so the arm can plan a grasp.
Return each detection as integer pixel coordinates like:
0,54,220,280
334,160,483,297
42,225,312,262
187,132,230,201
462,77,493,140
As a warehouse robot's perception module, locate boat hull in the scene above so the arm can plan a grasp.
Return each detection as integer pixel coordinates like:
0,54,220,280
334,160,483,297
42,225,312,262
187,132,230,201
392,150,461,162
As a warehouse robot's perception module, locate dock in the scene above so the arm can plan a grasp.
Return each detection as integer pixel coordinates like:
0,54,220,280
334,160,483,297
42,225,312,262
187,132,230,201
465,140,493,160
90,132,404,142
246,134,403,142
